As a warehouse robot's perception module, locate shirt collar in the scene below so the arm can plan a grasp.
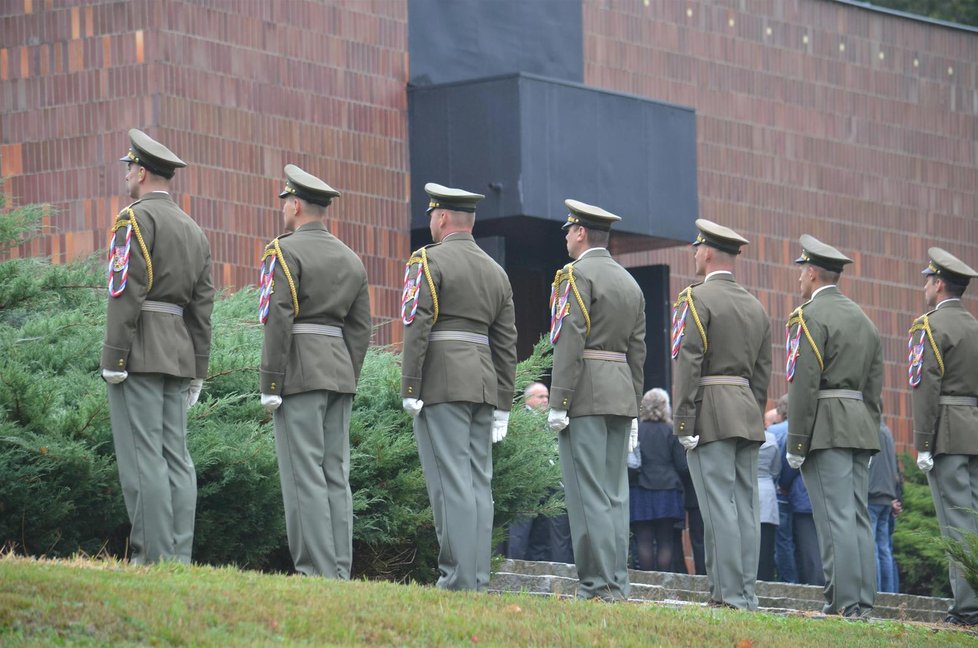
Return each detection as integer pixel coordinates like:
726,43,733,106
812,284,836,299
705,270,733,281
577,247,606,260
936,298,962,309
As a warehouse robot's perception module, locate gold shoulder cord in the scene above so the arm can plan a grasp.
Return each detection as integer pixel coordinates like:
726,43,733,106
111,207,154,292
908,314,944,376
265,239,299,317
674,286,708,353
786,306,824,371
552,264,591,337
405,248,440,324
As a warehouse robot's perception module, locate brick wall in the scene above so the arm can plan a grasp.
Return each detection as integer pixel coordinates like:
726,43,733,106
0,0,410,344
586,0,978,450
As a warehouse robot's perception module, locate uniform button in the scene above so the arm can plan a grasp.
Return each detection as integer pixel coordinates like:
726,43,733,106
118,359,124,367
562,399,568,406
408,387,413,394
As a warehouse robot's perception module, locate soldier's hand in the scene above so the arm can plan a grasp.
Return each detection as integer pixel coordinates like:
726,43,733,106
187,378,204,409
678,435,699,451
916,451,934,473
102,369,128,384
547,408,569,432
402,398,424,418
786,452,805,469
628,418,639,452
491,409,510,443
261,393,282,412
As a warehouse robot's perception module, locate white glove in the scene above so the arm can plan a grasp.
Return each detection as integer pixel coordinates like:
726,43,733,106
917,451,934,473
261,393,282,412
678,435,699,451
186,378,204,409
491,409,510,444
102,369,128,384
402,398,424,418
547,408,569,432
629,418,639,452
787,452,805,469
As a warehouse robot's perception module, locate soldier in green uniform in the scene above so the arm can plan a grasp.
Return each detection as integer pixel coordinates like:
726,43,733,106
400,183,518,591
258,164,372,579
103,129,215,564
547,199,646,601
671,219,771,610
784,235,881,618
909,248,978,626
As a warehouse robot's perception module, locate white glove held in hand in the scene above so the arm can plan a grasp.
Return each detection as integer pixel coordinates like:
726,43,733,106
187,378,204,409
629,418,639,452
917,451,934,473
547,409,569,432
102,369,128,384
491,409,510,444
678,435,699,451
261,393,282,412
786,452,805,470
402,398,424,418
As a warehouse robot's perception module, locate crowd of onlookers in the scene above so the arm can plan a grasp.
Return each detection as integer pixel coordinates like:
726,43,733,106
506,386,902,593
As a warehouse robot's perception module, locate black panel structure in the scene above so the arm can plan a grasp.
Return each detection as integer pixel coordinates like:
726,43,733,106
408,0,583,86
628,265,673,394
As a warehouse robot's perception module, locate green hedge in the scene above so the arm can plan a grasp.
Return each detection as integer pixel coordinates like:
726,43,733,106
0,202,559,582
893,452,950,597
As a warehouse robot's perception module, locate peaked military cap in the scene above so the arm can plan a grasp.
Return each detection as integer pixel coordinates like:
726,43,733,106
794,234,853,273
119,128,186,179
691,218,749,254
279,164,340,207
561,199,621,231
425,182,484,214
922,247,977,287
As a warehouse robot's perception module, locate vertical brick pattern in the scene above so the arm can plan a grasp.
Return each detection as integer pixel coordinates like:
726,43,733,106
588,0,978,450
0,0,410,345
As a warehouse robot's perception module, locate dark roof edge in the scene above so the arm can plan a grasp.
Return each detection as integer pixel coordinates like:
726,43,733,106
408,72,696,114
830,0,978,35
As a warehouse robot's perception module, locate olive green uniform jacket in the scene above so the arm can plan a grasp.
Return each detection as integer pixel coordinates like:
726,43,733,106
910,300,978,455
550,249,646,417
672,273,771,441
102,192,214,377
400,233,517,409
786,286,882,456
260,221,372,396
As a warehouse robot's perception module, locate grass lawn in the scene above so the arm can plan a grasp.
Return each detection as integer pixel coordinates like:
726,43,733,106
0,554,974,646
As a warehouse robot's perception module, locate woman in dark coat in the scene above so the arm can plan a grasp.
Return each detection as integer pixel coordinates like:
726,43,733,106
630,388,687,572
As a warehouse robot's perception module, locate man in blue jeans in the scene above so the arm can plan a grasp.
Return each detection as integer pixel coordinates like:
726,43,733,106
768,396,798,583
868,420,901,592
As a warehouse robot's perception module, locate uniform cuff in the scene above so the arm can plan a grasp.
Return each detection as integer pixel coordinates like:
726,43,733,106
101,345,130,372
787,433,810,456
674,415,695,437
914,431,933,452
195,354,209,380
496,389,514,412
401,377,421,399
261,370,285,394
550,387,574,411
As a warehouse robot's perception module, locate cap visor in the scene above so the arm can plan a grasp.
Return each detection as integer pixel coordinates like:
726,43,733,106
921,268,937,276
794,255,807,264
119,155,131,163
278,190,289,199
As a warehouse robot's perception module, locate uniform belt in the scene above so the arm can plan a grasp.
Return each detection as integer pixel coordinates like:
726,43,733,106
292,323,343,338
817,389,863,401
428,331,489,345
939,395,978,407
582,349,627,363
699,375,749,387
141,300,184,316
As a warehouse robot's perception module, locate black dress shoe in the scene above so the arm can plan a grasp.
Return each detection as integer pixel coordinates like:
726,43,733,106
945,614,978,626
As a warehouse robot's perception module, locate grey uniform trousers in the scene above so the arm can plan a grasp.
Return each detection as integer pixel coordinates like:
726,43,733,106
801,448,876,615
107,373,195,564
559,415,631,601
414,402,494,591
274,389,353,579
929,454,978,624
687,437,761,610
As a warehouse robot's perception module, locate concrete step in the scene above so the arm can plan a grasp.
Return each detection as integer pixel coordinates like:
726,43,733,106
490,559,952,623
